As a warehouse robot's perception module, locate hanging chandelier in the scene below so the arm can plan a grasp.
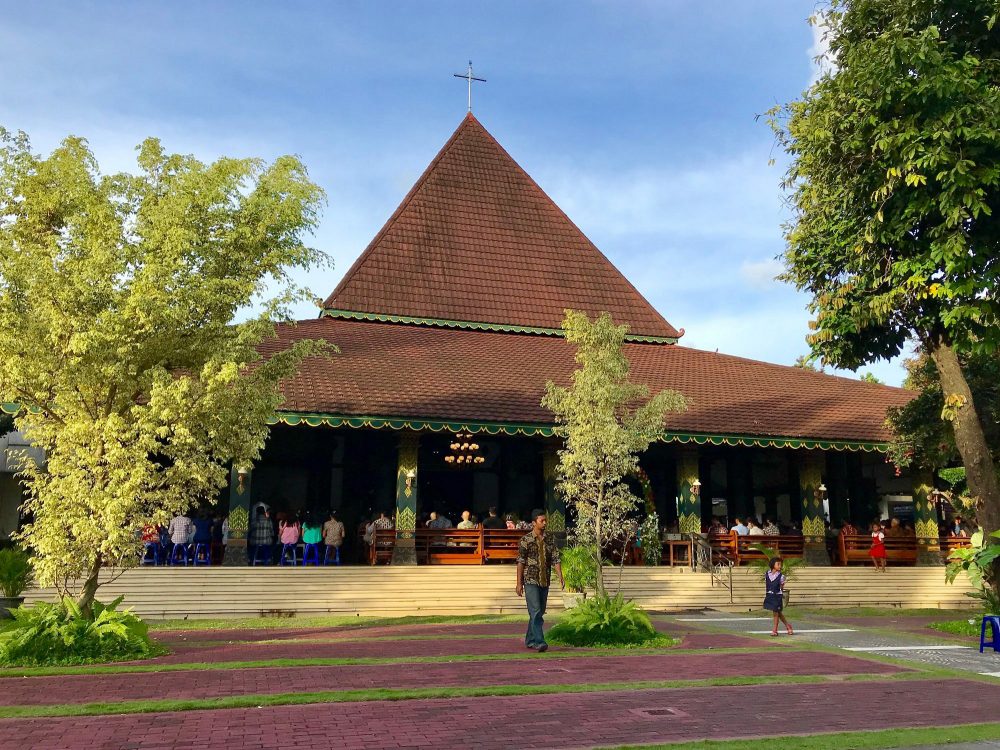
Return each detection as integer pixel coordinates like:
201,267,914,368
444,432,485,465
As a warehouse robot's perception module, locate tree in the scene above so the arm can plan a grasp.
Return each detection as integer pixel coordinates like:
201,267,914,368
859,372,884,384
0,129,332,613
770,1,1000,586
542,311,685,595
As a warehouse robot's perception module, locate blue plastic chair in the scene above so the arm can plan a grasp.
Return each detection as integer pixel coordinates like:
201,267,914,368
279,543,299,566
324,544,341,566
980,615,1000,653
169,543,190,566
303,543,321,566
141,542,160,566
251,545,271,566
192,542,212,566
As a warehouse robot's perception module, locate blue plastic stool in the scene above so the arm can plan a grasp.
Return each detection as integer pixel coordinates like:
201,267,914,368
141,542,160,566
279,543,299,566
251,545,271,566
192,542,212,566
303,543,321,566
980,615,1000,653
324,544,341,566
169,543,190,566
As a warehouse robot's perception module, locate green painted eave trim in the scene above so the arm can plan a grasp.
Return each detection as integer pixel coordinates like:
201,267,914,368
319,309,678,344
270,410,890,453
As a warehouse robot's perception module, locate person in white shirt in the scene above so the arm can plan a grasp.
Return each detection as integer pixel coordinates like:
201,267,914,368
747,519,765,536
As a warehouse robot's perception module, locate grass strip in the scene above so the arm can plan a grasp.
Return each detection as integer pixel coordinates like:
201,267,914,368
929,618,981,637
0,671,936,719
0,645,793,678
604,721,1000,750
149,613,527,631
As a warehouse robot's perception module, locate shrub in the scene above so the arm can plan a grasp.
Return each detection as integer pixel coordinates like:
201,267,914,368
638,514,661,566
0,548,31,598
547,593,673,647
0,596,161,666
561,545,598,593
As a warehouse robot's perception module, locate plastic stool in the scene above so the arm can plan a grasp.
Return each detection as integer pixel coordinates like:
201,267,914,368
251,545,271,566
141,542,160,566
980,615,1000,653
324,545,341,566
279,543,299,566
169,543,190,566
192,542,212,566
303,543,321,566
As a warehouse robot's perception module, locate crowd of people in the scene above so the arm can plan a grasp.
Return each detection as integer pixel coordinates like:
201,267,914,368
698,513,978,541
247,506,346,566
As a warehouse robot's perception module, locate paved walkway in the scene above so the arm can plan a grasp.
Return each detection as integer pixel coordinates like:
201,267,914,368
4,679,998,750
671,613,1000,676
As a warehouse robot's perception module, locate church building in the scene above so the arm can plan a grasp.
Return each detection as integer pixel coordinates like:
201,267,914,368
221,114,927,565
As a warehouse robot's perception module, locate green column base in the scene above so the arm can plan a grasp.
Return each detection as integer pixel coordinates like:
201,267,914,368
917,541,943,566
223,538,246,567
391,535,417,565
803,541,830,566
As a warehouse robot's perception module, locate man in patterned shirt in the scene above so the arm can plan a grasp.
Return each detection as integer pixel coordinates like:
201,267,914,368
515,509,563,652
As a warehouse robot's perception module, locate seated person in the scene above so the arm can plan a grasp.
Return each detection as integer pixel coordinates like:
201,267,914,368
747,519,764,536
504,514,516,530
762,517,781,536
427,511,453,529
840,519,858,537
731,517,749,536
457,510,476,529
884,517,904,537
708,517,726,536
482,507,505,530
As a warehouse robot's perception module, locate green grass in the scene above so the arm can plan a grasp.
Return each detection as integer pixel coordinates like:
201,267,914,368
929,618,982,637
149,613,527,631
790,606,975,619
0,645,802,678
0,671,932,719
605,722,1000,750
548,634,679,649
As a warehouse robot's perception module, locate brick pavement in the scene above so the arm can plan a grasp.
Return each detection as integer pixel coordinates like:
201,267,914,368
0,650,893,706
3,678,994,750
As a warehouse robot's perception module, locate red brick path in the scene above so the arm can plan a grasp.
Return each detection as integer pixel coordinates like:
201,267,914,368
0,651,892,706
2,679,994,750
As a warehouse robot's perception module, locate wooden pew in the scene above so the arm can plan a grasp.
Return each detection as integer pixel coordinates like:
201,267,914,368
939,535,972,561
368,528,396,565
838,534,917,566
709,533,737,565
483,529,523,563
732,533,804,565
416,528,483,564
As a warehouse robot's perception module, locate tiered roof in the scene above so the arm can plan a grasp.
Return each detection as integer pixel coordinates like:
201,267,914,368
273,114,912,450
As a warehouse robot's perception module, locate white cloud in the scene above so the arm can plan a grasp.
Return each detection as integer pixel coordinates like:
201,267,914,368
808,12,837,85
739,258,784,290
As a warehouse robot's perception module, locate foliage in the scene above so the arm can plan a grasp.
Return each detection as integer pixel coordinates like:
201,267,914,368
0,596,161,666
929,617,986,637
0,548,31,598
770,0,1000,581
0,129,334,610
859,372,883,384
560,545,599,593
547,593,669,647
0,412,12,437
638,514,662,566
945,528,1000,613
744,546,804,582
542,311,685,594
887,350,1000,477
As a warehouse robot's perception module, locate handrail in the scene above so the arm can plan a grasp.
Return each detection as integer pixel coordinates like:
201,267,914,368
690,533,734,603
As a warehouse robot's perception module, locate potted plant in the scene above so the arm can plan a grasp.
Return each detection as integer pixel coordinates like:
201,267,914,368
0,548,31,618
560,545,598,608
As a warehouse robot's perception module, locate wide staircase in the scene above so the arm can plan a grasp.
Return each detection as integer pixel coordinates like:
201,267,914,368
23,565,975,619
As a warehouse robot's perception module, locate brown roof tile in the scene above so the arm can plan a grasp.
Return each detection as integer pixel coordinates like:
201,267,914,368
268,319,911,444
323,114,681,339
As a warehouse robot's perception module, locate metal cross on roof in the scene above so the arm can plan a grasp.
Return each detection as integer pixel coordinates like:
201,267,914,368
453,61,486,113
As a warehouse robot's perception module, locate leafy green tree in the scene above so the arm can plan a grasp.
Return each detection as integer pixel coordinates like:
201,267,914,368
0,129,332,613
859,372,884,384
542,311,685,595
771,1,1000,575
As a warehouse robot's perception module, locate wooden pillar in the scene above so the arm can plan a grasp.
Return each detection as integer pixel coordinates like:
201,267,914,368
223,465,251,566
799,451,831,565
676,447,702,534
543,445,566,537
913,470,942,565
391,433,419,565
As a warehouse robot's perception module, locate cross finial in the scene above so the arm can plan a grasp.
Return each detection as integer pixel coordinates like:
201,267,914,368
453,60,486,114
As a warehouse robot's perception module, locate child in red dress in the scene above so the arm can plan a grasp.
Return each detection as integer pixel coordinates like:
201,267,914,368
869,521,887,572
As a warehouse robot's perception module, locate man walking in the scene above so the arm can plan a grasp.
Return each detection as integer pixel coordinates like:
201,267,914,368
515,509,563,652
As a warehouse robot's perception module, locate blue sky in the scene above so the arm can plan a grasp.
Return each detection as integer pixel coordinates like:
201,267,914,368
0,1,907,385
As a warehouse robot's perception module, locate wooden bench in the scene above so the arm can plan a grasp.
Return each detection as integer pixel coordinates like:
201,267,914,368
416,529,483,564
732,533,804,565
839,534,917,566
368,528,396,565
483,529,523,563
709,532,737,565
939,536,972,560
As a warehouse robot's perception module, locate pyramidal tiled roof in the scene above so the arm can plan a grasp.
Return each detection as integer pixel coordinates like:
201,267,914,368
323,114,681,340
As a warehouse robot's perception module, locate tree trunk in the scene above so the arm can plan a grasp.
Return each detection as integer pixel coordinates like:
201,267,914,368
76,553,103,618
594,497,605,597
929,339,1000,593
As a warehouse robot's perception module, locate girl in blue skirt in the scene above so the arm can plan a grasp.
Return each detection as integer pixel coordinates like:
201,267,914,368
764,556,793,636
